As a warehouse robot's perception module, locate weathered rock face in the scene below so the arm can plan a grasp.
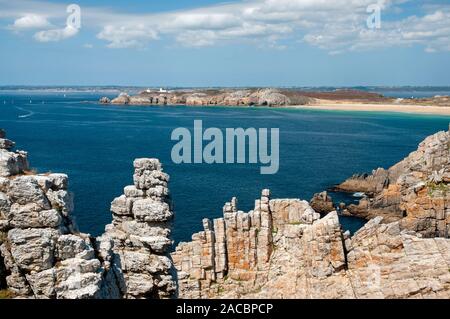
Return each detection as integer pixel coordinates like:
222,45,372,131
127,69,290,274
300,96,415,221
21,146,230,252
310,191,335,214
336,127,450,238
173,191,450,299
171,190,339,298
2,126,450,299
111,92,130,105
108,88,312,107
0,131,110,299
0,133,28,178
99,97,111,104
97,158,176,299
0,129,175,299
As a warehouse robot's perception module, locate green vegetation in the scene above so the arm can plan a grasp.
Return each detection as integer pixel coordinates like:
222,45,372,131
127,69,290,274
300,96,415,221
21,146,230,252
0,290,13,299
426,181,449,196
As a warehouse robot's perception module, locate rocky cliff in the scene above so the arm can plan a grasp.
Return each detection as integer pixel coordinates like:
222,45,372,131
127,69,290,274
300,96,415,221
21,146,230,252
334,126,450,238
172,190,450,299
104,88,316,107
1,127,450,299
0,131,175,299
96,158,176,299
0,130,110,298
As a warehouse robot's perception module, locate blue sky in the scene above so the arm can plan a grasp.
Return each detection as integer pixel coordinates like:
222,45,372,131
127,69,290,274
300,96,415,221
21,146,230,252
0,0,450,86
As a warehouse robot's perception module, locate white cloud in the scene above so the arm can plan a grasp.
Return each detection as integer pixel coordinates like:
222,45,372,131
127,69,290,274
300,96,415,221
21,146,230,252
10,14,50,30
34,25,79,42
97,24,159,48
3,0,450,53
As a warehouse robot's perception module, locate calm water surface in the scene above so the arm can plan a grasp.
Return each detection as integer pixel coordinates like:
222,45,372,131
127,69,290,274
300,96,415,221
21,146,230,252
1,91,449,243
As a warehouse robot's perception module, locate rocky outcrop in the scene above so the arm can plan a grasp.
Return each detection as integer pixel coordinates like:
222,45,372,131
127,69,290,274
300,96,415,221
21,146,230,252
0,131,111,299
0,130,176,299
335,127,450,238
310,191,335,214
1,126,450,299
97,158,176,299
111,92,130,105
173,191,450,299
99,97,111,104
108,88,314,107
171,190,302,298
0,130,28,178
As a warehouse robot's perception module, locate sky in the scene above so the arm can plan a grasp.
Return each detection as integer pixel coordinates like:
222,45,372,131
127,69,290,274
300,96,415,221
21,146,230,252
0,0,449,87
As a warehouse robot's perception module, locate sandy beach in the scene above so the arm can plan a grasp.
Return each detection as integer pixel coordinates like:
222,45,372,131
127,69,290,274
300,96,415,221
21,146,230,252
293,101,450,116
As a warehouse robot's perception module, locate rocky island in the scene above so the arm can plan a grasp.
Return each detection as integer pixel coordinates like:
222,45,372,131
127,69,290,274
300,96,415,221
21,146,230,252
1,126,449,299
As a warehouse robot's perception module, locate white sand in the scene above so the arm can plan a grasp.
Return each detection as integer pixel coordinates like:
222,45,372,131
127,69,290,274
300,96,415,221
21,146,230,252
290,102,450,116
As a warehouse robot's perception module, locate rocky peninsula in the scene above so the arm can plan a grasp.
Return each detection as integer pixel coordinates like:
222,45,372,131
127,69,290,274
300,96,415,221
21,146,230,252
1,126,450,299
100,88,450,114
332,126,450,238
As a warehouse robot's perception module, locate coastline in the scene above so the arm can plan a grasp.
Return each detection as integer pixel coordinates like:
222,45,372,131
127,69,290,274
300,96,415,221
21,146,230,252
102,88,450,116
104,100,450,116
290,102,450,116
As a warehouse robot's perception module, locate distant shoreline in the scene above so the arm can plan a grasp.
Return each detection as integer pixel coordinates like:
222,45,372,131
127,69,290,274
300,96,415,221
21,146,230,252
290,101,450,116
99,88,450,116
101,88,450,116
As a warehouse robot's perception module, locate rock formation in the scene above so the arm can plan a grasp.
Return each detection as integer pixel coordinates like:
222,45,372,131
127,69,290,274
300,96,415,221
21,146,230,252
1,126,450,299
0,130,176,299
99,97,111,104
97,158,176,299
0,130,112,299
310,191,335,214
111,92,131,105
172,191,450,299
107,88,315,107
334,127,450,238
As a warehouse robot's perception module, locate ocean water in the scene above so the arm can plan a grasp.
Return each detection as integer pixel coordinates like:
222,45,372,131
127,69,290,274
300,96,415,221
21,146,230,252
1,91,449,243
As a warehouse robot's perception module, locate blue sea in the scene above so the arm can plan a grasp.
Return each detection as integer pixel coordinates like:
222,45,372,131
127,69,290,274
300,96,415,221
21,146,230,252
1,89,449,243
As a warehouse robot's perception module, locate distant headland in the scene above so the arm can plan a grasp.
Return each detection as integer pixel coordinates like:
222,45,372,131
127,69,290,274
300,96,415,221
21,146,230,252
100,87,450,115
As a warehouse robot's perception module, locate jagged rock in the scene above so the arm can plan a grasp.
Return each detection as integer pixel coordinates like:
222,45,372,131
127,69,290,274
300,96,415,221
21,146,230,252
0,149,29,177
7,176,50,209
1,127,450,299
56,235,94,260
310,191,335,214
111,93,130,105
0,130,114,299
334,128,450,238
132,199,173,222
7,205,62,229
54,258,103,299
46,189,74,216
107,88,307,107
7,228,59,272
99,158,176,299
99,97,111,104
173,190,450,299
0,139,15,150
